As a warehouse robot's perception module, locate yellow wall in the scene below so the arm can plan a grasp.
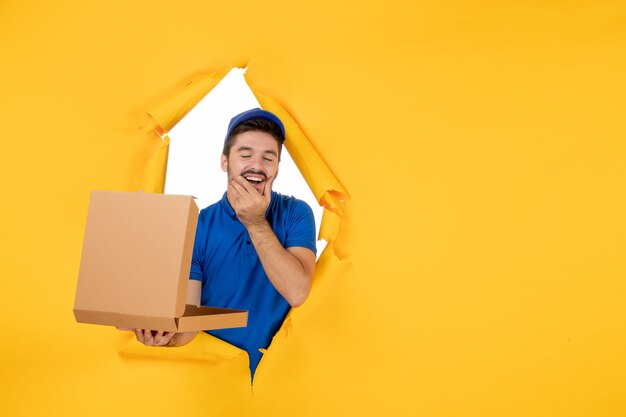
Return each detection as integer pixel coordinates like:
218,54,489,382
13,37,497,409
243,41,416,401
1,1,625,416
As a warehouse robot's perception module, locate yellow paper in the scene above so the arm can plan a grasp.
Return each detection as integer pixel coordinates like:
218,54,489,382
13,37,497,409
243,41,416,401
1,1,625,416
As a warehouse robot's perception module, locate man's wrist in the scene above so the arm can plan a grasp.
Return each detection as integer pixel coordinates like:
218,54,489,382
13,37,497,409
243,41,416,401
243,218,270,233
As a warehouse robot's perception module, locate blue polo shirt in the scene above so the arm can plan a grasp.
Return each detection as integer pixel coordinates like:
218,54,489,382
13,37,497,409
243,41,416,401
189,191,316,377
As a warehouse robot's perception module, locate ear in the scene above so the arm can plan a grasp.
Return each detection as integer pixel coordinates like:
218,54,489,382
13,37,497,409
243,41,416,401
221,154,228,173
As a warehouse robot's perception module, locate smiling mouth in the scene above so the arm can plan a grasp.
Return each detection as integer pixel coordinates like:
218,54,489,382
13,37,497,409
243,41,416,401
243,173,266,186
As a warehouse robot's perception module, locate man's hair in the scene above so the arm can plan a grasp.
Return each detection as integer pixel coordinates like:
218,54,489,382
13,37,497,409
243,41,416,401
222,118,285,157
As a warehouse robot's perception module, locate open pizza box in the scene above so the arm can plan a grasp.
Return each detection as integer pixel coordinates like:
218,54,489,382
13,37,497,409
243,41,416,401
73,191,247,332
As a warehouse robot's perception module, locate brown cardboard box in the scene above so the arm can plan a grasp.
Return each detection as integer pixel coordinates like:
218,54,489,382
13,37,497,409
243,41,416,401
74,191,247,332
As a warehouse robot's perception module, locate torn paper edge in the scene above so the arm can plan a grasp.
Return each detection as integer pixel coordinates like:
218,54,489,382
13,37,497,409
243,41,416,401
136,66,350,376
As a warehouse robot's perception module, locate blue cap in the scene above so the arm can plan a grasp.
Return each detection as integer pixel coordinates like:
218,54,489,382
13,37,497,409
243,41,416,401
224,108,286,143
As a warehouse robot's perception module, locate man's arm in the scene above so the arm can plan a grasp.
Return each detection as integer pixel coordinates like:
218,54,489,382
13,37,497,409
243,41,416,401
245,222,316,307
119,279,202,346
228,176,316,307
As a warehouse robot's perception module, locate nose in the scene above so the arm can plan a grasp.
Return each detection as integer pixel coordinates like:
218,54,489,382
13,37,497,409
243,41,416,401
249,154,264,170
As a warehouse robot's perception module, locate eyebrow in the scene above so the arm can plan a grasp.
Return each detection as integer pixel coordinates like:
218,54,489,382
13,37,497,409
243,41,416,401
236,146,278,157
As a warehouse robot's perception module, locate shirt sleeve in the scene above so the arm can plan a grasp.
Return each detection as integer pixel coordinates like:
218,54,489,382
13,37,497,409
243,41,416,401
284,199,317,255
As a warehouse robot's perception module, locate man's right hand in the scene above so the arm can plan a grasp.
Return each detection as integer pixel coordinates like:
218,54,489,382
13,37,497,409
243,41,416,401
116,327,176,346
135,329,176,346
115,280,202,348
117,327,198,347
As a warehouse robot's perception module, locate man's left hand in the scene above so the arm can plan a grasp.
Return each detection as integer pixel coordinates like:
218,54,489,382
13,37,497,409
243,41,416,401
228,176,274,227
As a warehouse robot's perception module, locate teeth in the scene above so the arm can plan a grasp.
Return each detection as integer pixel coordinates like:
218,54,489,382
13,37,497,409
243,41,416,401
245,176,263,182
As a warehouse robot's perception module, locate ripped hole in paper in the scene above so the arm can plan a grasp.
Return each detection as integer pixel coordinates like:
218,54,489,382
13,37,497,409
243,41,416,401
164,68,327,256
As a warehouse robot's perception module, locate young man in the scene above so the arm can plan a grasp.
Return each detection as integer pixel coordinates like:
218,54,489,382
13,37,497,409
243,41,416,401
131,108,317,376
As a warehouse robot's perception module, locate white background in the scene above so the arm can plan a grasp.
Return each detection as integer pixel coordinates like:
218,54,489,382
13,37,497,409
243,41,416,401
164,68,326,256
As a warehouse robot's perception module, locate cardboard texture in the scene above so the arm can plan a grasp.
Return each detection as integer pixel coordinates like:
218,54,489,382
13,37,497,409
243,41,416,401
73,191,247,332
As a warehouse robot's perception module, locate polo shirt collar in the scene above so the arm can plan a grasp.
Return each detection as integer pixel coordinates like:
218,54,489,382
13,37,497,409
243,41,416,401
219,192,238,219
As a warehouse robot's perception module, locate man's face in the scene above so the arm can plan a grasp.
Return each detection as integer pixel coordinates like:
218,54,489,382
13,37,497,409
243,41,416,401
221,130,280,195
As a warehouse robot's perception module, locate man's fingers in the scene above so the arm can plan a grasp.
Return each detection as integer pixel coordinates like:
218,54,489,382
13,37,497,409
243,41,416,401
226,183,238,203
263,177,274,199
234,176,258,195
153,330,175,346
229,179,248,198
133,329,174,346
159,332,175,346
143,329,154,345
